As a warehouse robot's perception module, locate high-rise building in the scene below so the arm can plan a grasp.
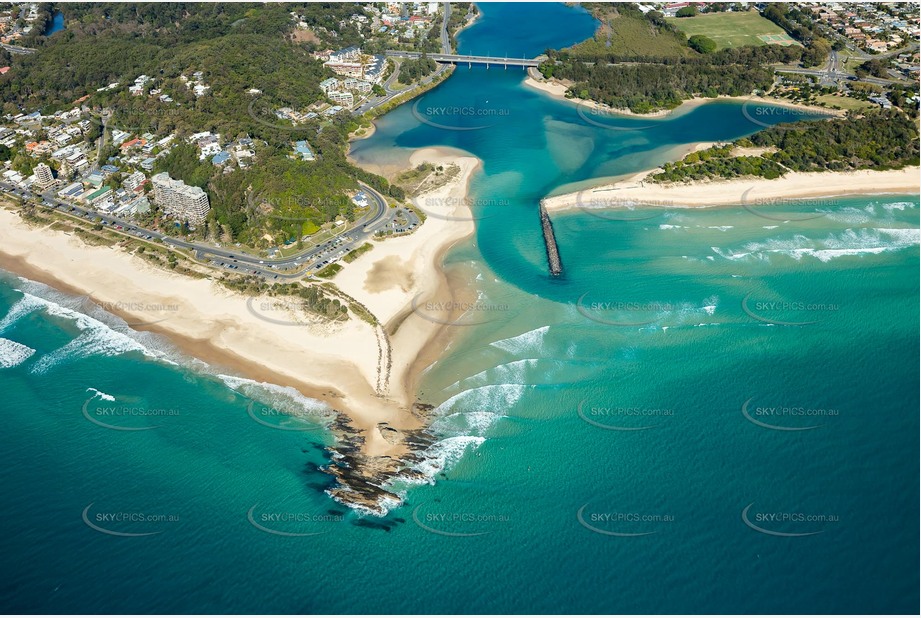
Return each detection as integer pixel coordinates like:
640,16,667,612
151,172,210,224
34,163,54,187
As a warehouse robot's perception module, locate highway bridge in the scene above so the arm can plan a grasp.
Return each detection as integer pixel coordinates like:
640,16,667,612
385,50,542,68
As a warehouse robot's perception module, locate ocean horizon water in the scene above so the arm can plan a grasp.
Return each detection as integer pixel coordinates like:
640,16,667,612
1,3,918,614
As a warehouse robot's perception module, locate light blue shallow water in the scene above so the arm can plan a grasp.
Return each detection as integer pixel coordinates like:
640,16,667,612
1,3,918,613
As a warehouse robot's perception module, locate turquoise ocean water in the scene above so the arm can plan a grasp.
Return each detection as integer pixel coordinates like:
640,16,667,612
1,4,918,613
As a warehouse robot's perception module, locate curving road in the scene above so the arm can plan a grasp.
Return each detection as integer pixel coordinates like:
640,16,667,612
1,180,395,281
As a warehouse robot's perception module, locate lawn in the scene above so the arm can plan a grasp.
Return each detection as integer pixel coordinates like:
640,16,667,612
667,10,796,50
814,94,876,111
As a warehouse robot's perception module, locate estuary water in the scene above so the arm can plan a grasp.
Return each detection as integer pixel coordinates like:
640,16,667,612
1,3,917,613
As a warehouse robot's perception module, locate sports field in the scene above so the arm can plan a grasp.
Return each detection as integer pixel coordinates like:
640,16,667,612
667,10,798,50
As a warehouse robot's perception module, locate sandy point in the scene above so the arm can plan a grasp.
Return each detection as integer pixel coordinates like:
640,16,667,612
542,166,921,213
0,143,481,466
335,146,482,409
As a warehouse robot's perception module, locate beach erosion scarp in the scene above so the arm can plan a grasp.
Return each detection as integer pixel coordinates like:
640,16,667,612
0,146,482,516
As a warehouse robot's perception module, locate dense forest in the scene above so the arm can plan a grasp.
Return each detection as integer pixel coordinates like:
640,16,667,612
0,3,411,248
541,45,803,113
539,2,843,112
761,2,833,67
651,110,919,183
399,55,438,82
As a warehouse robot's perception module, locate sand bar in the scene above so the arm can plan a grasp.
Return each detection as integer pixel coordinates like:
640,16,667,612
542,167,921,212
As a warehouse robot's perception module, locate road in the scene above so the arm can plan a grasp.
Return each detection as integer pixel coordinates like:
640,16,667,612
352,63,452,116
352,3,455,117
0,42,36,54
384,51,540,67
440,2,451,54
824,50,839,85
775,65,905,87
94,111,110,170
1,180,396,281
776,40,918,88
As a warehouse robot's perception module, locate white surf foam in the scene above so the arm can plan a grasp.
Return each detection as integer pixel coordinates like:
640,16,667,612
449,358,542,390
217,374,334,425
86,387,116,401
0,337,36,369
429,409,504,438
712,227,919,263
490,325,549,355
407,435,485,482
882,201,915,212
0,294,45,335
435,383,527,417
30,297,150,374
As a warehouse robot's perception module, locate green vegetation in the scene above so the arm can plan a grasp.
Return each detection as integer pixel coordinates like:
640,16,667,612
316,263,343,279
543,3,841,113
652,144,786,182
0,3,416,253
676,6,698,18
814,93,875,111
688,35,718,54
399,55,438,82
667,10,792,50
221,278,349,321
652,110,919,183
564,3,691,58
343,243,373,263
855,59,889,79
761,3,831,67
447,2,477,52
541,45,801,114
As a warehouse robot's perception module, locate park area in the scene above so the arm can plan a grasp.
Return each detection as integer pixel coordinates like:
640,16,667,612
668,10,799,50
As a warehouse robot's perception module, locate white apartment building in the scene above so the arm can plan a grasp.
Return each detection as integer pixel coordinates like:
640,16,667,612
33,163,54,187
151,172,210,224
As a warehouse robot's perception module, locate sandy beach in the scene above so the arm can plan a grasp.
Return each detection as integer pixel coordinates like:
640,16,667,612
542,166,921,213
0,147,481,473
336,147,481,407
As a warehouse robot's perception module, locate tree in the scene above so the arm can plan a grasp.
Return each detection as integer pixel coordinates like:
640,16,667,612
801,37,831,67
688,35,718,54
676,6,698,17
855,58,888,79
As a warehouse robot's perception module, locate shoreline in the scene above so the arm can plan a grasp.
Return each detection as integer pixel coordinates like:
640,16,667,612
523,74,848,120
0,146,482,514
0,206,412,454
336,146,482,412
542,166,921,212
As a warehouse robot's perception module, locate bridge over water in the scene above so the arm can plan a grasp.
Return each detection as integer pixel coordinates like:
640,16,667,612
385,50,543,68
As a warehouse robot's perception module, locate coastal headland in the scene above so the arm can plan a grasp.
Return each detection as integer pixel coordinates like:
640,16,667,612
0,146,481,515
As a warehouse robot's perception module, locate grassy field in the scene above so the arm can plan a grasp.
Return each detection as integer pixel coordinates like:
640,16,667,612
568,6,690,57
814,93,876,111
667,10,796,50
